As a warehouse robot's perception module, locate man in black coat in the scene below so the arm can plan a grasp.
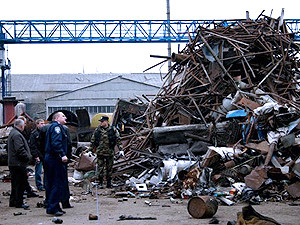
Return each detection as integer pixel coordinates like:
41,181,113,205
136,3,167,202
29,119,45,191
8,119,32,209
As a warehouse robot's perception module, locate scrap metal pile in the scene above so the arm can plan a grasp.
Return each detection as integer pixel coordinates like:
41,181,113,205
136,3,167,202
77,14,300,204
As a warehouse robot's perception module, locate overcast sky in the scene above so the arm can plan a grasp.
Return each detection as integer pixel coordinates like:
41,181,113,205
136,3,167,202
1,0,299,74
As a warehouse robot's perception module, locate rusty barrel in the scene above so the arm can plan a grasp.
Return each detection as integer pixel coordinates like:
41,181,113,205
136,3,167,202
187,196,218,218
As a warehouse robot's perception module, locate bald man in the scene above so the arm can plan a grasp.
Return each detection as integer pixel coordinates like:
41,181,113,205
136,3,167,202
44,112,68,216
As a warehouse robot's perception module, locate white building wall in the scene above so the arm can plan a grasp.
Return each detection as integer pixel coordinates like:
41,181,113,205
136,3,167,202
45,77,159,118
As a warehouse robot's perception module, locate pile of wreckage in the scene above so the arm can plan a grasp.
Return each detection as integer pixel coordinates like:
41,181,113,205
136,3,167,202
75,14,300,207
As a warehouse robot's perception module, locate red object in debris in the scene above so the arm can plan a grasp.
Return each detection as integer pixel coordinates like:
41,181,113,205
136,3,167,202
0,96,20,124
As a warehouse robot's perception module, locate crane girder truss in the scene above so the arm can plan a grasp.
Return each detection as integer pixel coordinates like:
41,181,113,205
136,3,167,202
0,19,299,44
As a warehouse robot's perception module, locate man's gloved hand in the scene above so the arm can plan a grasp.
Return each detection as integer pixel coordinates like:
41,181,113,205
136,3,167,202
62,155,68,163
119,150,125,157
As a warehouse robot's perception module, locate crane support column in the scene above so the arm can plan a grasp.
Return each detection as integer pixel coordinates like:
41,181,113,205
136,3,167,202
0,44,5,124
0,43,11,124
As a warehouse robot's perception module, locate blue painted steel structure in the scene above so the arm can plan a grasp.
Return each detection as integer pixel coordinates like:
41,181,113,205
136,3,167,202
0,19,299,44
285,19,300,41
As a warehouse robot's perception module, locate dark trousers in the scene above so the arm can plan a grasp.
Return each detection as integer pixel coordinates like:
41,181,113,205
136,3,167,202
25,173,34,194
61,164,71,207
43,162,49,205
97,155,114,181
9,166,27,207
44,161,69,208
44,156,67,213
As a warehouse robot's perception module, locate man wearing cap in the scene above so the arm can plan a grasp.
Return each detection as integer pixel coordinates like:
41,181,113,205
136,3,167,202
90,115,122,188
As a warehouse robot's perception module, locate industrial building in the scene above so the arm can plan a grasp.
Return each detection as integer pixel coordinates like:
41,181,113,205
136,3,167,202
3,72,163,122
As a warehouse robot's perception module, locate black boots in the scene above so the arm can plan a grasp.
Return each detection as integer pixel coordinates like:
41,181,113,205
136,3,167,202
97,176,112,188
98,177,104,189
106,178,112,188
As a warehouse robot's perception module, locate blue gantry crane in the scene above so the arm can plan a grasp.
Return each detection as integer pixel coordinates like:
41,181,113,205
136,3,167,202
0,19,299,44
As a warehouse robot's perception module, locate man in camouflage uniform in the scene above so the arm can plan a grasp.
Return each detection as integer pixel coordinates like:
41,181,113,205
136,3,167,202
90,115,122,188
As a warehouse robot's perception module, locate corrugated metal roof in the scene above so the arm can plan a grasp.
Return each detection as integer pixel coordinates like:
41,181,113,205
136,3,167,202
11,73,164,92
46,76,160,100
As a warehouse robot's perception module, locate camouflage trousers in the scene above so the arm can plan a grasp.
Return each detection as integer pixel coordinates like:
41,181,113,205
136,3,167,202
96,155,114,182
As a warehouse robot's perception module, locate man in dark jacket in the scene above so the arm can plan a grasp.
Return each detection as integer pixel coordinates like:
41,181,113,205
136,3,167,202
29,119,45,191
44,112,68,216
40,122,73,209
17,115,39,198
8,119,32,209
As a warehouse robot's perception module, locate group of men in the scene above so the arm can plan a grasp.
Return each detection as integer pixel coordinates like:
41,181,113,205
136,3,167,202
8,112,73,216
7,112,121,216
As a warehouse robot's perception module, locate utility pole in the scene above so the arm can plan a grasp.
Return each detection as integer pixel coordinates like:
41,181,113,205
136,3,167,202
0,43,5,124
166,0,172,84
0,43,11,124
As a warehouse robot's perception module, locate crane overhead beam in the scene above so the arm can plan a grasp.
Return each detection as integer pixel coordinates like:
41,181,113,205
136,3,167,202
0,19,299,44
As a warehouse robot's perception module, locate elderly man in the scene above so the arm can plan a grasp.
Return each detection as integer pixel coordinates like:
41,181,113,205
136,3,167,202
90,115,122,188
44,112,68,216
8,119,32,209
17,115,39,198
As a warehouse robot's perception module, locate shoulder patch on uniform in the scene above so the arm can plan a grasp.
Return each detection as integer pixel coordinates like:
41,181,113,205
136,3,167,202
54,127,61,134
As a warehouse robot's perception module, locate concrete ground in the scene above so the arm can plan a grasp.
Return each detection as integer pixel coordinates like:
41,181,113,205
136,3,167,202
0,166,299,225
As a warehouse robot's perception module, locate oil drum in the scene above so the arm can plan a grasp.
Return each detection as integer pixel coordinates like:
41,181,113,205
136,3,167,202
187,196,218,218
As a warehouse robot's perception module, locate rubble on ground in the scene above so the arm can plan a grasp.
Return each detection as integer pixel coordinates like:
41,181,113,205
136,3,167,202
72,13,300,208
0,12,298,222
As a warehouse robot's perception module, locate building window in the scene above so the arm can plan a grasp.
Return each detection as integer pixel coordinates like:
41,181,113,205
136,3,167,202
48,106,115,115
